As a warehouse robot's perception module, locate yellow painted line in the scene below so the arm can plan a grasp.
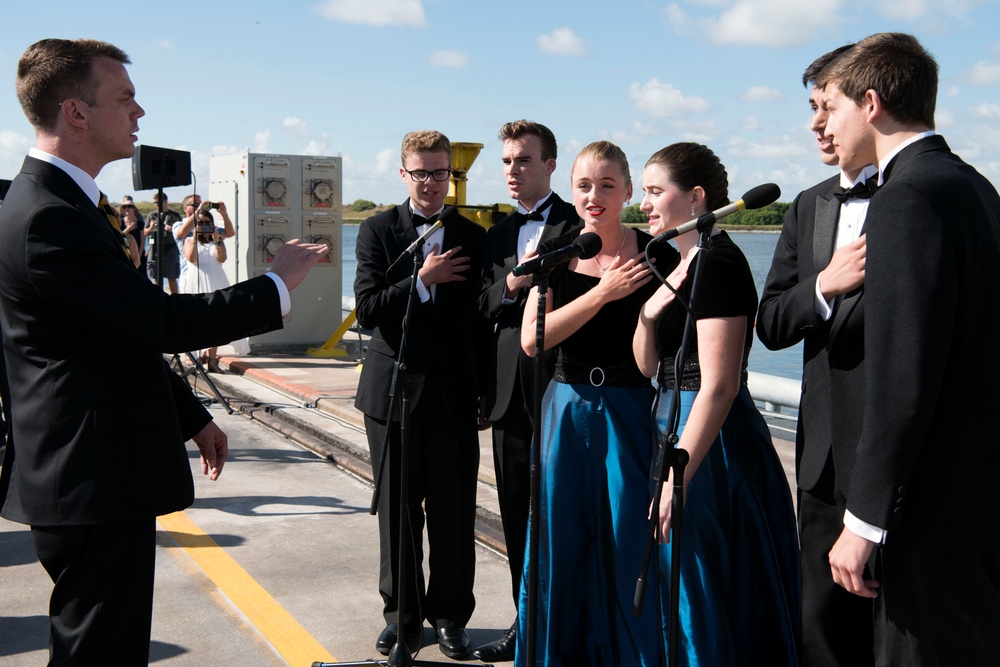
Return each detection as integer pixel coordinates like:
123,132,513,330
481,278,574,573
157,510,336,665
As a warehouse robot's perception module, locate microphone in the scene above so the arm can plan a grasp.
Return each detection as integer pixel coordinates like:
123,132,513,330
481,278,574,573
403,219,443,256
650,183,781,243
513,232,603,276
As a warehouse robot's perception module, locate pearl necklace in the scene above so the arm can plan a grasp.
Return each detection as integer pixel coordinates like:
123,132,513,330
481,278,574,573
594,225,628,274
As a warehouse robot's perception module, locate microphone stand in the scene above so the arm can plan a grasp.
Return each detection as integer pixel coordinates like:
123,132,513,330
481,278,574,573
319,246,464,667
633,222,714,667
524,266,552,667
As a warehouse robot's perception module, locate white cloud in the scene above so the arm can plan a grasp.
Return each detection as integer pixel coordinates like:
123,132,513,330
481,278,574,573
374,148,396,175
629,78,709,118
740,85,783,102
704,0,840,48
538,28,588,57
970,102,1000,118
935,108,956,128
284,117,309,137
315,0,426,27
970,61,1000,85
302,134,335,156
254,130,271,153
742,116,760,131
661,3,686,28
878,0,928,20
611,119,662,144
948,85,960,97
429,50,468,68
726,134,809,160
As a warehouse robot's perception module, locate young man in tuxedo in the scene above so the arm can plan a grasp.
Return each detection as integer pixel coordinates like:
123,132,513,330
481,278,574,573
0,39,327,665
756,45,882,667
353,130,488,659
816,32,1000,664
474,120,580,661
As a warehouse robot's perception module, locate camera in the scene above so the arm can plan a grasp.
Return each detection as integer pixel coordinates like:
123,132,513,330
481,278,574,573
196,224,216,235
207,201,221,209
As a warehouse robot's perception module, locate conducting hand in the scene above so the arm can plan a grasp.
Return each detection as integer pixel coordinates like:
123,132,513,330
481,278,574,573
268,239,330,291
191,420,228,481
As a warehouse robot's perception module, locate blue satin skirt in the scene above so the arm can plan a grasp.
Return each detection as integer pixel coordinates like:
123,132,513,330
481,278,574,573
657,384,802,666
515,380,662,667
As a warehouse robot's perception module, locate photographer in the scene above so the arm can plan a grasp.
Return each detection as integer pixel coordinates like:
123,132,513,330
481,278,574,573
143,191,182,292
119,195,144,270
180,206,234,371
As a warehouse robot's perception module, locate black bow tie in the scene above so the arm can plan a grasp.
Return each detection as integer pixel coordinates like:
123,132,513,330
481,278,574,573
833,177,879,203
513,198,553,226
413,213,439,227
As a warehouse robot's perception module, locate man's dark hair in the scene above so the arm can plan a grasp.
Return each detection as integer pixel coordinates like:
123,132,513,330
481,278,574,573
16,38,130,131
802,44,854,87
817,32,938,129
499,120,558,162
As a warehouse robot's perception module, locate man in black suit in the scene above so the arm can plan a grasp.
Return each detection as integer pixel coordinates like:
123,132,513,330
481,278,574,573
816,32,1000,664
756,45,882,667
354,130,488,659
0,38,326,666
473,120,580,661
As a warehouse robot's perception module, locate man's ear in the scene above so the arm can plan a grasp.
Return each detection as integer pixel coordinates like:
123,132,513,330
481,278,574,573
864,89,882,125
59,98,89,130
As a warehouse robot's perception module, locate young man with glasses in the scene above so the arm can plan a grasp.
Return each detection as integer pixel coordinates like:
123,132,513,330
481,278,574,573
353,130,489,659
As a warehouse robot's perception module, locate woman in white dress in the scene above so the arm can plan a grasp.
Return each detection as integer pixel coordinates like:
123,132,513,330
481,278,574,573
181,207,232,371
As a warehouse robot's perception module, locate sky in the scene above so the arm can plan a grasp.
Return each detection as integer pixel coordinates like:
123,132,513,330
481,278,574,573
2,0,1000,210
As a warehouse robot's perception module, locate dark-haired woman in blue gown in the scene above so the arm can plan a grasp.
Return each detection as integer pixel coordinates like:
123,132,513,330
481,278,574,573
633,143,802,666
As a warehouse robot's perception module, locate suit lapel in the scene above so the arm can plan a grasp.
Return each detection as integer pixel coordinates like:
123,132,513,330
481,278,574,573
812,193,840,270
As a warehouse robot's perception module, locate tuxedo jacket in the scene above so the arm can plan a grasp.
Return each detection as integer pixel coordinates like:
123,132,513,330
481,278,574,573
478,194,581,422
0,156,283,526
840,135,1000,548
756,174,850,493
353,202,489,423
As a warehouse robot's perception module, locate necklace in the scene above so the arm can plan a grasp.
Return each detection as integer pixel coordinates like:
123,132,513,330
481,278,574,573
594,225,628,274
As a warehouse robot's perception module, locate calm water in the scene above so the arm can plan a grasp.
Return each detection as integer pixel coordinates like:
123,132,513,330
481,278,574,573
340,225,804,382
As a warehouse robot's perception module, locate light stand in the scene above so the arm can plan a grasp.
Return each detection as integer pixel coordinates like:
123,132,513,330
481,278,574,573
318,246,469,667
633,221,714,667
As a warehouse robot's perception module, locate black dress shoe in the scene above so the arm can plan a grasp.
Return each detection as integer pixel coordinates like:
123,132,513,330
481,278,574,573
472,625,516,661
436,626,472,659
375,623,422,656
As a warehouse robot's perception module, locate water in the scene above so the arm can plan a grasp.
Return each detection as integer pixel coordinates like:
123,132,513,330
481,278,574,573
340,225,804,382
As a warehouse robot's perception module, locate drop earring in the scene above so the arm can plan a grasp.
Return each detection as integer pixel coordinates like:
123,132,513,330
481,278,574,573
690,205,696,216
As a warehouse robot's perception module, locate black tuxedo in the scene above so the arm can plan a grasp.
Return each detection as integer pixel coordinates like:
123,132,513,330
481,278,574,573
841,135,1000,663
354,201,488,629
477,194,580,606
0,156,283,663
757,174,875,667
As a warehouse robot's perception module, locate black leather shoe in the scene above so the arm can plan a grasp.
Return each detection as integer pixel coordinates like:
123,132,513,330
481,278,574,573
375,623,422,656
472,625,516,661
436,626,472,659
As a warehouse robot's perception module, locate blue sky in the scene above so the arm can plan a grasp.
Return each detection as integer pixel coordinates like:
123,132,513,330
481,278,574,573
2,0,999,209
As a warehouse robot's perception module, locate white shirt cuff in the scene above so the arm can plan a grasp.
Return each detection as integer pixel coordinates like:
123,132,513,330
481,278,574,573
814,274,834,321
263,272,291,316
415,276,431,303
844,510,887,544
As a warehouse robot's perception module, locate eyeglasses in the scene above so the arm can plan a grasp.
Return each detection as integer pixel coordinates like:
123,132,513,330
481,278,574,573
405,168,452,182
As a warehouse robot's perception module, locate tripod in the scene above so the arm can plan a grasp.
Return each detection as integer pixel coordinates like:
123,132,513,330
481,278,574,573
318,244,475,667
632,223,713,667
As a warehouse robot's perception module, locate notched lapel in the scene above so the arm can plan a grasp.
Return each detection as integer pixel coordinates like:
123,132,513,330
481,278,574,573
812,194,839,271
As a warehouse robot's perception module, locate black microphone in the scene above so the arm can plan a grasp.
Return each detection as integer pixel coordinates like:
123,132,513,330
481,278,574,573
513,232,603,276
650,183,781,243
403,219,444,256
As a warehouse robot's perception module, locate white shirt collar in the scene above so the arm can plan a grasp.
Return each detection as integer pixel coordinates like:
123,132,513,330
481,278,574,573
840,163,879,189
518,191,554,216
878,130,937,185
28,147,101,206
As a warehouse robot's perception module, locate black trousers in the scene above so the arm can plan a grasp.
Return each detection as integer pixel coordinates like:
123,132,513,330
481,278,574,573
490,379,532,608
32,517,157,666
365,378,479,629
798,458,875,667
